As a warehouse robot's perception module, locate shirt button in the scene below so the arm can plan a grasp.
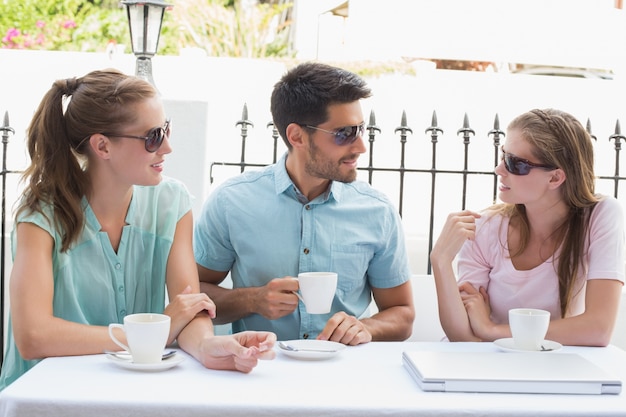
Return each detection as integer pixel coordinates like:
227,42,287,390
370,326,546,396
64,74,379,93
303,333,309,339
115,263,121,270
303,248,310,254
305,205,311,210
120,310,126,316
118,286,124,292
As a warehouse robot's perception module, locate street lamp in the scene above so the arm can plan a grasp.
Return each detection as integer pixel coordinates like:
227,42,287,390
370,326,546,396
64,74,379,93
121,0,171,86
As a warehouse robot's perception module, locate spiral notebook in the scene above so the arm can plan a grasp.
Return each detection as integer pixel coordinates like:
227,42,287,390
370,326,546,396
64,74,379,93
402,350,621,395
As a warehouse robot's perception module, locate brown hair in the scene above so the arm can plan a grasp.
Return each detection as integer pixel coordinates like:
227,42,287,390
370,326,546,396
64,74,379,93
495,109,598,317
17,69,157,251
270,62,372,149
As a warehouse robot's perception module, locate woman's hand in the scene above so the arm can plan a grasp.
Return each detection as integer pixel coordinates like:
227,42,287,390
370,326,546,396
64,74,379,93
430,210,481,265
459,282,495,340
164,285,216,344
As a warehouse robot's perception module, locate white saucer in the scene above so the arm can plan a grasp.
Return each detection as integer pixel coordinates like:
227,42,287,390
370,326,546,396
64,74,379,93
278,339,346,360
494,338,562,353
106,352,185,371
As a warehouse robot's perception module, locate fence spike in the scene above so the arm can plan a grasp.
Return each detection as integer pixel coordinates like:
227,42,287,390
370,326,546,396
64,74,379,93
394,110,413,136
425,110,443,137
609,120,624,151
456,112,475,141
367,109,381,135
236,103,254,128
586,118,597,141
488,113,504,142
1,111,14,137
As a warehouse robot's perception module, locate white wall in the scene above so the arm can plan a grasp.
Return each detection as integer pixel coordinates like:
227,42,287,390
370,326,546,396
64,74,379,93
295,0,626,72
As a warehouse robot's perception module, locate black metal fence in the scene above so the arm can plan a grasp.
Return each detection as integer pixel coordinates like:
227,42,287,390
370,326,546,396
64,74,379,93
209,104,626,274
1,106,625,366
1,111,16,369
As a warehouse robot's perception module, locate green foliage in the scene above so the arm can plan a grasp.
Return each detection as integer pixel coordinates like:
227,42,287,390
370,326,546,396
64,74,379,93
0,0,293,58
0,0,127,51
161,0,293,58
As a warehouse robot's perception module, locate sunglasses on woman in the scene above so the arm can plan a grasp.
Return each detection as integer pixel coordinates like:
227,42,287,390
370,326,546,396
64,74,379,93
105,119,171,153
304,122,365,146
502,151,557,176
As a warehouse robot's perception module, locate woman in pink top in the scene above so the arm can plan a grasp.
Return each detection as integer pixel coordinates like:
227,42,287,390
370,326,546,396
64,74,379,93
430,108,625,347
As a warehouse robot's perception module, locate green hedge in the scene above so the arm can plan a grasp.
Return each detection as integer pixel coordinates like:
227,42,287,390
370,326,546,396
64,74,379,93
0,0,292,58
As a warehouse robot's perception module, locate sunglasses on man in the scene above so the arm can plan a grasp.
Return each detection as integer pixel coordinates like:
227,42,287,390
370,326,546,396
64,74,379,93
501,150,557,176
105,119,171,153
304,122,365,146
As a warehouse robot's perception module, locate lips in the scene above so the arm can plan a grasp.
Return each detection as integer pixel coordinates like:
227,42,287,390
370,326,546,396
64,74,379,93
341,154,360,167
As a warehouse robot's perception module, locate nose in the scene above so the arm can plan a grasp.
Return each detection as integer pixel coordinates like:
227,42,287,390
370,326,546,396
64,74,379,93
158,134,173,155
350,131,367,154
494,159,506,176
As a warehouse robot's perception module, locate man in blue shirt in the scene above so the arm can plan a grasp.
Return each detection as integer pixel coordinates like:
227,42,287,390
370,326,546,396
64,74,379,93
194,62,414,345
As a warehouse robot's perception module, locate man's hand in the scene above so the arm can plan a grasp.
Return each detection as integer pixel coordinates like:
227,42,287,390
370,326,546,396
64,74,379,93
317,312,372,346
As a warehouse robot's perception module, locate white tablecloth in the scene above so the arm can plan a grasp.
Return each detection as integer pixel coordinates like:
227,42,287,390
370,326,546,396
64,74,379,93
0,341,624,417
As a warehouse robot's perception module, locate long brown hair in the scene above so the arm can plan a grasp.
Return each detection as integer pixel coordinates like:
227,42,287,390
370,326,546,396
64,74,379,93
17,69,157,252
495,109,598,317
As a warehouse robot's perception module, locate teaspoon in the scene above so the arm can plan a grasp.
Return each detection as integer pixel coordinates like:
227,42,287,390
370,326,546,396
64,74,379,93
278,341,337,353
104,350,177,361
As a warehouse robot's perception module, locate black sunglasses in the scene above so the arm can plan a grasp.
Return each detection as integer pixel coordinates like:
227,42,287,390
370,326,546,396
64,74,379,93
304,123,365,146
105,119,171,153
502,151,557,176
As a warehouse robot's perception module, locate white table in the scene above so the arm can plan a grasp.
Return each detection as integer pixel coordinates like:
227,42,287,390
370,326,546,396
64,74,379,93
0,341,625,417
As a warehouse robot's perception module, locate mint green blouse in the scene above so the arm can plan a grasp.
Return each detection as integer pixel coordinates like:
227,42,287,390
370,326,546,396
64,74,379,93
0,177,192,390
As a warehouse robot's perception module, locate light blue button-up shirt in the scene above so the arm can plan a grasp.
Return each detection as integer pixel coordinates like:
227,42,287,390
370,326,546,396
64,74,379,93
194,153,410,341
0,177,192,390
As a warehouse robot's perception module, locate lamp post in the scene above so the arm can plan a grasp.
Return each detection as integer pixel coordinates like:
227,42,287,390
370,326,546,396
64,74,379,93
121,0,171,86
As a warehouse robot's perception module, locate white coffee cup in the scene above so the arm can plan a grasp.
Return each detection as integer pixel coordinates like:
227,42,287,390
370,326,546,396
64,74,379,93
108,313,170,364
508,308,550,351
297,272,338,314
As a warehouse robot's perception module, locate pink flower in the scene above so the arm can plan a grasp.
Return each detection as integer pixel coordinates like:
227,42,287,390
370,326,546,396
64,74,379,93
5,28,20,39
62,20,76,29
36,21,45,29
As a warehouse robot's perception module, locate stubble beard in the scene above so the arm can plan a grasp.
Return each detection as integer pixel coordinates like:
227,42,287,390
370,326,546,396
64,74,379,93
305,140,358,183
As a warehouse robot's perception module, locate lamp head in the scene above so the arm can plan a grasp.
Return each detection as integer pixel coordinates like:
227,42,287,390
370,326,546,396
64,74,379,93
121,0,171,58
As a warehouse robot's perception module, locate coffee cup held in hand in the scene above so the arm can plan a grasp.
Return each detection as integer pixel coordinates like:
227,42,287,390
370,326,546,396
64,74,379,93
508,308,550,351
108,313,170,364
296,272,338,314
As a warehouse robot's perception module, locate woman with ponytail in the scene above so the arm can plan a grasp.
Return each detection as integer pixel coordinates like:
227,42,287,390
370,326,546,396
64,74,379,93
431,108,625,347
0,69,275,390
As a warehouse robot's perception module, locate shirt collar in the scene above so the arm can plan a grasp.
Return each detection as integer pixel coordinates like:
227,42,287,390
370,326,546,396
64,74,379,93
273,152,341,203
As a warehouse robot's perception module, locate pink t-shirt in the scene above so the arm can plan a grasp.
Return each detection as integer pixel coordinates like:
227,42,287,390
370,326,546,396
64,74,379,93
457,196,625,323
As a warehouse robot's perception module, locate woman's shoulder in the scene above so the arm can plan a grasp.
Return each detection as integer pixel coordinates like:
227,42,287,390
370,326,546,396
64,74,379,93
135,176,190,199
590,194,623,217
15,199,54,228
132,177,193,221
477,206,507,226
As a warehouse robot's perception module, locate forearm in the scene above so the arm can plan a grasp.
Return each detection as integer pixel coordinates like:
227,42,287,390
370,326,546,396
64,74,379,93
546,316,613,347
200,281,260,324
361,305,415,341
176,312,214,361
430,257,479,341
14,318,124,360
544,280,623,347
